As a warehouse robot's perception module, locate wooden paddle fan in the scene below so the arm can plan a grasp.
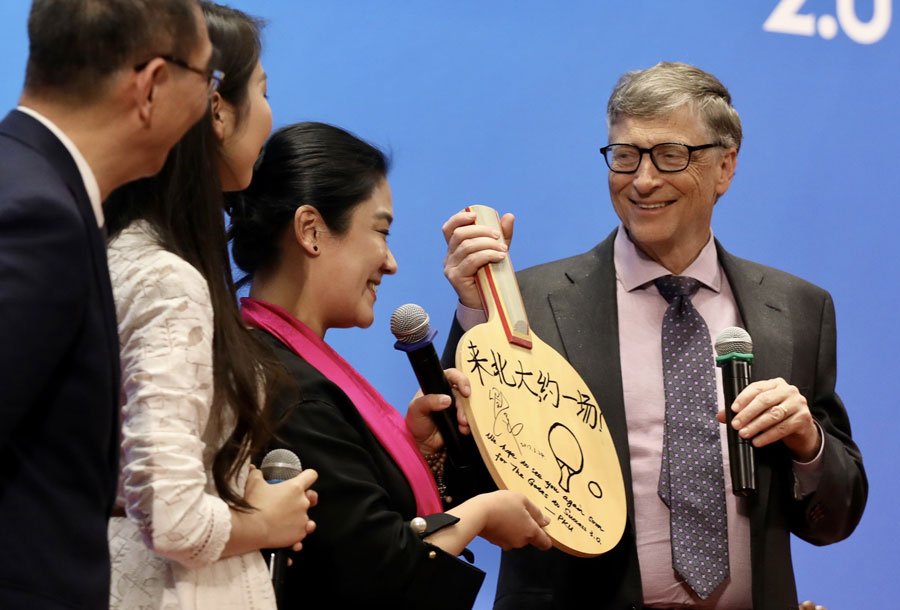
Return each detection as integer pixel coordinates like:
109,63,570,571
454,205,626,557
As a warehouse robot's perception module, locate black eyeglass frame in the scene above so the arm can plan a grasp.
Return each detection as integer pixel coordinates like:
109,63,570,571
134,54,225,96
599,142,723,174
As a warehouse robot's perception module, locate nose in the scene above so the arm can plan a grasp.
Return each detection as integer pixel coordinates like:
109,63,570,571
383,245,398,275
631,152,663,194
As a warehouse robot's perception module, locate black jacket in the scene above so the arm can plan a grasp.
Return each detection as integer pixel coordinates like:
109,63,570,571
258,330,485,610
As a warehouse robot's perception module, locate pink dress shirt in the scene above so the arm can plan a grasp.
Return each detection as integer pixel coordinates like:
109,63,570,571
614,226,751,608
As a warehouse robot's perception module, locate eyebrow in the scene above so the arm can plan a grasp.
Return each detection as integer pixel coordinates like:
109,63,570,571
374,211,393,224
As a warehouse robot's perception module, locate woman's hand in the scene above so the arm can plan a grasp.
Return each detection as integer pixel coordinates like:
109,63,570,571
226,467,318,557
429,489,552,556
471,490,553,551
405,368,472,455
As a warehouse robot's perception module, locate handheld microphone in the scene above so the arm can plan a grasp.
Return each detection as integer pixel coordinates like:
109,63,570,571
260,448,302,608
715,327,757,496
391,303,481,470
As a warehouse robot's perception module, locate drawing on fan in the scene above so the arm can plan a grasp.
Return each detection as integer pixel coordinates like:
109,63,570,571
547,423,583,492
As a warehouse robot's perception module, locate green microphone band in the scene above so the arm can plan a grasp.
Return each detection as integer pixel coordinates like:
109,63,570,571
715,352,754,364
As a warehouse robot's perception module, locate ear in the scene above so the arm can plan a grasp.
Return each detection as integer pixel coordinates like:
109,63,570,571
133,57,168,128
293,205,323,256
714,147,738,197
210,92,231,142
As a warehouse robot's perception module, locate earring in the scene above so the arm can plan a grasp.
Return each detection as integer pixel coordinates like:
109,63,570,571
313,245,319,252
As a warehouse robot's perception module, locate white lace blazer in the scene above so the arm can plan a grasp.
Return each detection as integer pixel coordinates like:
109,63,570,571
107,221,276,610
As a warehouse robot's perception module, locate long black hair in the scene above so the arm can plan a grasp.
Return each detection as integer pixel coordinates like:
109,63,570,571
229,121,390,284
104,2,282,509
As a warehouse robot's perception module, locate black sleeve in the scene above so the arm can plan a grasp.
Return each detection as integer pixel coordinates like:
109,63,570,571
273,385,484,609
789,292,867,544
0,191,87,450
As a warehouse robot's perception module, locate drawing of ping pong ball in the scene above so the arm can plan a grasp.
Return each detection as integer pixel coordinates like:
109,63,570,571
548,423,583,492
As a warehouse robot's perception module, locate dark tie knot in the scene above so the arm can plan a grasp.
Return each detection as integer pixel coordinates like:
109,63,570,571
654,275,700,303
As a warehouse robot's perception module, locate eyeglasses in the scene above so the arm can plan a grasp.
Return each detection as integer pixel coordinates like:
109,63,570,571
134,54,225,97
599,142,722,173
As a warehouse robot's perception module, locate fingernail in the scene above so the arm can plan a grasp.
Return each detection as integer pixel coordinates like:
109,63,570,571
739,428,750,438
491,229,501,238
440,395,451,406
732,418,741,428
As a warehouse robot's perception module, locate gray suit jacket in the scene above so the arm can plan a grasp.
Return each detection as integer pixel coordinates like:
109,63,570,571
444,230,866,610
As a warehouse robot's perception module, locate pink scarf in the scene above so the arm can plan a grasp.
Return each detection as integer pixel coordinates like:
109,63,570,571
241,297,442,516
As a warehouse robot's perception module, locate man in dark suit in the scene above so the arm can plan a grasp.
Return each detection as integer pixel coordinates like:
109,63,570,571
441,62,866,609
0,1,216,608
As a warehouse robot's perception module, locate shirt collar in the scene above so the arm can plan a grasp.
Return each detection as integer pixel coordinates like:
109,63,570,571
613,224,721,293
17,105,104,228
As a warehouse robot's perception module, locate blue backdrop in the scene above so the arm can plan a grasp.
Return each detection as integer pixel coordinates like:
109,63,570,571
2,2,895,608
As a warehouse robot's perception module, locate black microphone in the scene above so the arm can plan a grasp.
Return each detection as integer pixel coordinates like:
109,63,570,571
391,303,481,471
260,448,302,608
715,327,757,496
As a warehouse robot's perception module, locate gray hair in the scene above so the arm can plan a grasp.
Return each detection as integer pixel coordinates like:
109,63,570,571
607,62,742,151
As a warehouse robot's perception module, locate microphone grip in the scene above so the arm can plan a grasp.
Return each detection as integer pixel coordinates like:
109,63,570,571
269,549,288,609
721,359,757,496
403,343,479,469
260,448,301,608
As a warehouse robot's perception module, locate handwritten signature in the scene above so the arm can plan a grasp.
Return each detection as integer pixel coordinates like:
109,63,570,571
490,387,523,454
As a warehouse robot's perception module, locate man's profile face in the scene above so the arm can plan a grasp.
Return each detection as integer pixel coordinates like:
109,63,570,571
607,104,736,265
148,3,213,169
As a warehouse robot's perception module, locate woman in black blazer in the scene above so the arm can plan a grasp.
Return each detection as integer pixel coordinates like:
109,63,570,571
229,121,552,609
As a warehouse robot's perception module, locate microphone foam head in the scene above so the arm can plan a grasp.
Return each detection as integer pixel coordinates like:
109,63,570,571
390,303,430,344
715,326,753,356
260,448,302,482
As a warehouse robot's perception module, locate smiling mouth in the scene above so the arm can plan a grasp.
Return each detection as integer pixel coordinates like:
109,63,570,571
366,281,379,295
632,199,674,210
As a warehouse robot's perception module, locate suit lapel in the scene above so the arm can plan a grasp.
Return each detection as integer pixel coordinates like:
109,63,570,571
718,244,792,387
545,233,635,511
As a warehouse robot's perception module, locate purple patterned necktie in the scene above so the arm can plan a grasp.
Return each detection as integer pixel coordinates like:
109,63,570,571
655,275,729,599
